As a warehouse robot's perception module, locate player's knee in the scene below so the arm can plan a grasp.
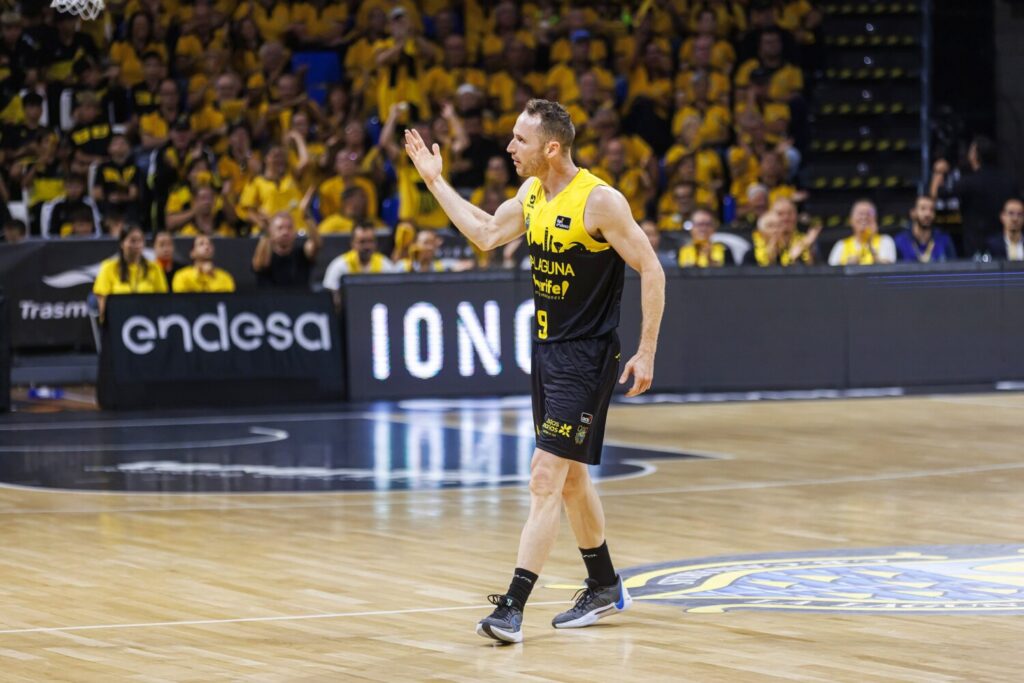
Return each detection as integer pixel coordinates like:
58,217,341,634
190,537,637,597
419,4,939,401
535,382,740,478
529,457,567,498
562,469,586,501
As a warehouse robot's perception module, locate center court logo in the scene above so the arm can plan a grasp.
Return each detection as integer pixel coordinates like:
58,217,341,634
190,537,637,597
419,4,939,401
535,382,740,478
621,545,1024,614
0,416,712,492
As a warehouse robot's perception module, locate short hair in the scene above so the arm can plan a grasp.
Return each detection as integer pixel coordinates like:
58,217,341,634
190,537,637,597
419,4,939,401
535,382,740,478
228,121,251,137
141,50,164,63
746,183,769,200
772,196,797,212
269,211,293,227
971,135,997,167
103,203,128,222
4,218,26,234
185,157,210,175
352,223,376,237
69,206,94,224
22,92,43,108
692,208,717,225
914,195,935,207
524,98,575,151
851,198,877,214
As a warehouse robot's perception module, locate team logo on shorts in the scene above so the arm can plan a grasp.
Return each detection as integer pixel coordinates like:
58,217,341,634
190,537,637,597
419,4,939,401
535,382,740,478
580,412,593,425
542,417,572,438
574,425,588,445
620,544,1024,614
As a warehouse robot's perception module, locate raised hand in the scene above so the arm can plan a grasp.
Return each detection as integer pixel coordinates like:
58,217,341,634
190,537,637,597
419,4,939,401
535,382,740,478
790,223,822,260
404,128,443,185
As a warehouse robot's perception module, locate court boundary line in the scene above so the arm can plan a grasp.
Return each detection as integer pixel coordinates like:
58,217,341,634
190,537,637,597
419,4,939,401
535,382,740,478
0,410,733,459
2,459,1023,516
0,427,289,453
598,460,1024,497
0,412,375,431
928,396,1024,409
0,600,574,637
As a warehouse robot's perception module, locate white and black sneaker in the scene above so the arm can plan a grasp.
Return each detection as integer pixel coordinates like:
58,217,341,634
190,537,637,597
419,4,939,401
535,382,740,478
551,575,632,629
476,594,524,643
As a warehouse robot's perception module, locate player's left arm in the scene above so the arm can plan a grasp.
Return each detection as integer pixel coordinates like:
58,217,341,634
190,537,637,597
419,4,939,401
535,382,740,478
586,186,665,397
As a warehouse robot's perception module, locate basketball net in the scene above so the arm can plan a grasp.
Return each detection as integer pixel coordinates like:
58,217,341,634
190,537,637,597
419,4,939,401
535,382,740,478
51,0,105,21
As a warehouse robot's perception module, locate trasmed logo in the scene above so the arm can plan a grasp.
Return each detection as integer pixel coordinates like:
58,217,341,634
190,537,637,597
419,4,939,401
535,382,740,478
19,300,89,320
121,302,332,354
621,545,1024,614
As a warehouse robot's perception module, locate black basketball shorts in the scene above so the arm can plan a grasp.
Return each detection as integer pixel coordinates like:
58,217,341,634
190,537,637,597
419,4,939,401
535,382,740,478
531,332,621,465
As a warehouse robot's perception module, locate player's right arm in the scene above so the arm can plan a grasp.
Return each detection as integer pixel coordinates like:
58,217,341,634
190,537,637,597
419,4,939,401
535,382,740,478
403,128,527,250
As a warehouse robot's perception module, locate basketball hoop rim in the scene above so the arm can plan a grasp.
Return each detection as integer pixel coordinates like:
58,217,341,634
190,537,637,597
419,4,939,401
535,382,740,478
50,0,105,21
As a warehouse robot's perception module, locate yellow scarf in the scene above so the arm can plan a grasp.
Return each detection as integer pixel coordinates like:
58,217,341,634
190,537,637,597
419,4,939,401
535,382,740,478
679,242,728,268
752,230,811,266
401,258,444,272
343,250,386,273
838,233,883,265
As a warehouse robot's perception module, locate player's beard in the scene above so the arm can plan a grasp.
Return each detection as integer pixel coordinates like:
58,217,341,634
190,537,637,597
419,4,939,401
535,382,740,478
516,155,547,179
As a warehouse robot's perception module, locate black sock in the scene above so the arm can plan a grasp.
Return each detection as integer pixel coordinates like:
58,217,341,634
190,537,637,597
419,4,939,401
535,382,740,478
580,541,617,587
505,567,538,610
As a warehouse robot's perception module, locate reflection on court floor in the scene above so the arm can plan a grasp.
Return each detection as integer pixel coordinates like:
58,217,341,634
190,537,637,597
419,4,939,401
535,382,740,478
0,405,708,493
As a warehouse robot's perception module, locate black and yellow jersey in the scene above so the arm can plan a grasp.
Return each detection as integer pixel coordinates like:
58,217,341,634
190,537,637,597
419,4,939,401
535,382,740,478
524,169,624,343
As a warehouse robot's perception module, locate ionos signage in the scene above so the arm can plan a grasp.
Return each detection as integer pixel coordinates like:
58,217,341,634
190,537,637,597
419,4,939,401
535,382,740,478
368,299,534,381
344,275,532,400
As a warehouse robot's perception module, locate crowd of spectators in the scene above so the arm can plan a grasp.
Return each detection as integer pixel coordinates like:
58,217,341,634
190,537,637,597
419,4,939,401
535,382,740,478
0,0,1021,301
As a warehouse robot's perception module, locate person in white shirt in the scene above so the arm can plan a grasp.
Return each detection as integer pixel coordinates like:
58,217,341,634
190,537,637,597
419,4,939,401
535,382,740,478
322,224,396,306
828,199,896,266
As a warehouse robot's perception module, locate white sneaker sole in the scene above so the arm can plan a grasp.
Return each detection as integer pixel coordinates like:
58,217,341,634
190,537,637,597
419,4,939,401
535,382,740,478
552,584,633,629
476,621,524,643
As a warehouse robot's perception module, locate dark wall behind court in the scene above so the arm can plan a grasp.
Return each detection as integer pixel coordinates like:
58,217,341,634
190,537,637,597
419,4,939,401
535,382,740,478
342,264,1024,401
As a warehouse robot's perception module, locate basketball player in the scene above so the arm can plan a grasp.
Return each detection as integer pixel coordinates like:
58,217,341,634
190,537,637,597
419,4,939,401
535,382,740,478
404,99,665,643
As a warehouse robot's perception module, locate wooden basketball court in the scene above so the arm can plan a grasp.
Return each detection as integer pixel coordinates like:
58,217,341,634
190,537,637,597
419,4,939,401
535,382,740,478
1,392,1022,681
